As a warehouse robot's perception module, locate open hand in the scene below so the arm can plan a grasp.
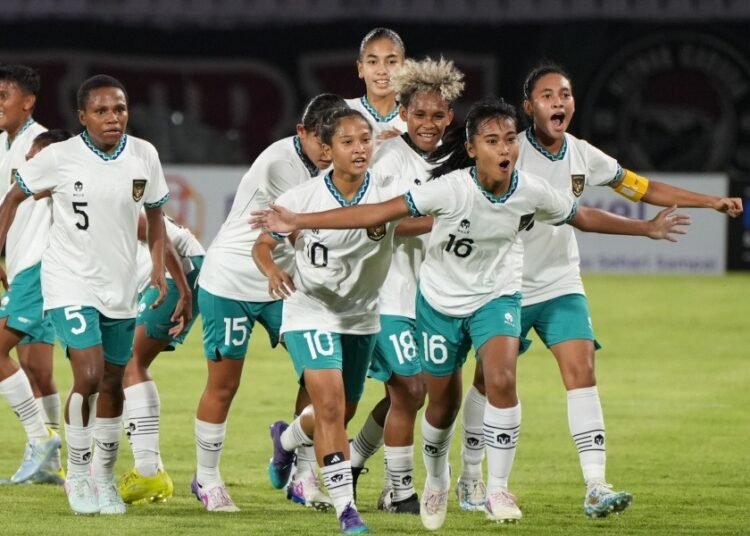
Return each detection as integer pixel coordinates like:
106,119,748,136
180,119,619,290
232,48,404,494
648,206,691,242
251,203,298,234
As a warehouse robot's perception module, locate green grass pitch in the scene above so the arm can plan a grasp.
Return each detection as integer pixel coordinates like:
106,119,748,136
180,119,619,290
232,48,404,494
0,275,747,535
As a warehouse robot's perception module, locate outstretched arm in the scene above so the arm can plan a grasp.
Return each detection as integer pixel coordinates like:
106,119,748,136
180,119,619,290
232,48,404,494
252,233,296,300
611,170,743,217
570,205,690,242
0,184,31,290
252,195,411,234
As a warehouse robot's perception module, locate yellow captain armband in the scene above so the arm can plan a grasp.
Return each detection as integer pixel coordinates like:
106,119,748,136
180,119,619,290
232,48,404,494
613,169,649,202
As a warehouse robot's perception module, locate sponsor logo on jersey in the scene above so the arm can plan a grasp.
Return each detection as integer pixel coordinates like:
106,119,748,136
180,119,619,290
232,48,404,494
458,219,471,233
518,213,535,231
132,179,147,201
571,174,585,197
366,223,386,241
74,181,83,192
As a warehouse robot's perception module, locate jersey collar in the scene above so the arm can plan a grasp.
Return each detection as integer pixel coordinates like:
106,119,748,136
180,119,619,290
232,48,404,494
401,133,430,161
293,135,320,177
81,129,128,161
526,127,567,161
5,117,35,150
359,96,400,123
471,166,518,204
324,170,371,207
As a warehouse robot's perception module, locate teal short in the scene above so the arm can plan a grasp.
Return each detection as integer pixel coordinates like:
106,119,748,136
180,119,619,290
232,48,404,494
136,257,203,350
521,293,601,350
284,330,376,402
369,315,422,382
417,290,529,377
198,286,282,360
47,306,135,366
0,263,56,345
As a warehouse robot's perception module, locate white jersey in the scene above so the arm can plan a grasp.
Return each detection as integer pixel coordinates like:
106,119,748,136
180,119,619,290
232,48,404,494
136,215,206,293
275,171,401,335
0,118,51,281
518,129,622,305
346,96,407,154
372,134,434,318
199,136,321,302
406,167,577,317
16,132,170,318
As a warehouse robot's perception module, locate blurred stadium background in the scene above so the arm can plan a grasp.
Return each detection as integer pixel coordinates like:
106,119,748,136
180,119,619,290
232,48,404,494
1,0,749,270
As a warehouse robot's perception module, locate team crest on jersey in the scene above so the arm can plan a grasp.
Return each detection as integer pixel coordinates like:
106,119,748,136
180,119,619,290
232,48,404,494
132,179,147,202
458,219,471,233
571,175,585,197
518,213,535,232
367,224,387,241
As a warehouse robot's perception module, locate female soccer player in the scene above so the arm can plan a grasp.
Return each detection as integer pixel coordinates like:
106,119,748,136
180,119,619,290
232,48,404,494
0,66,66,485
190,93,345,513
252,99,689,530
0,66,63,485
347,56,464,514
0,75,179,515
457,64,743,519
118,212,203,505
255,108,404,535
346,27,407,150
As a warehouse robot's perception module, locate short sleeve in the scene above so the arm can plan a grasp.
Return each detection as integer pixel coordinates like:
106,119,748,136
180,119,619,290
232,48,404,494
534,179,578,226
583,141,623,187
404,176,459,218
144,147,170,208
14,143,59,196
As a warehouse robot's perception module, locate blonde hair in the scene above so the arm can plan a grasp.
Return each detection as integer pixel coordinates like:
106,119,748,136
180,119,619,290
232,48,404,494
390,56,465,108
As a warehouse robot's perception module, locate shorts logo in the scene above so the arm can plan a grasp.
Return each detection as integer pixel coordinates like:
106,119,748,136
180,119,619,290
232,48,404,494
1,296,9,307
366,224,387,241
518,213,535,232
132,179,147,202
571,175,585,197
581,33,750,173
458,219,471,233
504,312,514,325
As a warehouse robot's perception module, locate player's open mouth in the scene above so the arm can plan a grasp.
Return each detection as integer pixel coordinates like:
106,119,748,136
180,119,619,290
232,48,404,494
353,157,367,165
551,112,565,126
499,159,511,170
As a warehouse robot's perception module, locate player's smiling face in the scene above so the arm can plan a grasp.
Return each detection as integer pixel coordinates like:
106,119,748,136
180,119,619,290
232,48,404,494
401,90,454,155
0,80,34,134
296,126,331,170
328,116,373,177
466,116,519,192
524,73,575,142
79,87,128,153
357,38,404,100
